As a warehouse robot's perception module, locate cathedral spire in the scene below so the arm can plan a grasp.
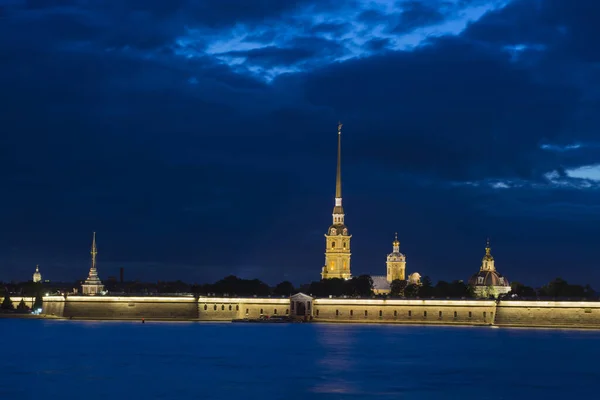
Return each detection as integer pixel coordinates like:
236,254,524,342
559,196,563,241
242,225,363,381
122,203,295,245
393,232,400,253
322,123,351,280
82,231,104,295
333,122,344,219
336,122,342,199
485,237,491,256
91,231,97,270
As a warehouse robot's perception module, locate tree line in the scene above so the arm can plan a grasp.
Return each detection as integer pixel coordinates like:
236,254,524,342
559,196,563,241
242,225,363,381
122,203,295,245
2,276,597,303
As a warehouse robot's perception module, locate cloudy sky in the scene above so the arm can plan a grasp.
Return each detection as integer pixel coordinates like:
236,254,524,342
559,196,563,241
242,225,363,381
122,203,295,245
1,0,600,287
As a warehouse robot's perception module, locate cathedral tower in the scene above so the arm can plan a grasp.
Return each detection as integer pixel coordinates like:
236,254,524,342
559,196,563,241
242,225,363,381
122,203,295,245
82,232,104,295
481,238,495,271
321,123,352,280
32,265,42,283
468,238,510,298
386,233,406,282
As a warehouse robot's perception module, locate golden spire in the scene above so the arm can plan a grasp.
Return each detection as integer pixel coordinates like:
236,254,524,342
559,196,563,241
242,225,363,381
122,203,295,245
91,232,97,269
485,237,491,256
336,122,343,199
393,232,399,246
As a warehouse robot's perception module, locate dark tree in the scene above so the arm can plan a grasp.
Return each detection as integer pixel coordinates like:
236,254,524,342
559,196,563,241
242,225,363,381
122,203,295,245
16,299,29,312
273,281,295,296
540,278,569,298
538,278,596,299
442,280,473,298
1,295,14,310
509,281,536,298
584,284,596,298
390,280,407,297
208,276,271,297
307,279,345,297
419,276,435,297
33,295,43,310
404,284,420,298
347,275,373,297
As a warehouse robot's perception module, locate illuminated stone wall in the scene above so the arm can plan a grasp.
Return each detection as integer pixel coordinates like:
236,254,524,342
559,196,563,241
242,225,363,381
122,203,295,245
8,297,35,309
43,296,197,319
313,299,497,325
42,296,290,321
197,297,290,321
495,301,600,328
39,296,600,329
42,296,65,316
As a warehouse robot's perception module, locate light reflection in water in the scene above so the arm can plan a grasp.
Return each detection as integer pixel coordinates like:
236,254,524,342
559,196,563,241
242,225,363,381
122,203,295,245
312,324,359,394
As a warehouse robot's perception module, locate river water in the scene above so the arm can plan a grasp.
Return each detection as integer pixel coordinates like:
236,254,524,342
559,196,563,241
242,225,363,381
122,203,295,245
1,319,598,399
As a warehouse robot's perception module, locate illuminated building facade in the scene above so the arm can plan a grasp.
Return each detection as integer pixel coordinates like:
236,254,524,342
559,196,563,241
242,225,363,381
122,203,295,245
321,123,352,280
468,239,510,298
386,233,406,282
32,265,42,283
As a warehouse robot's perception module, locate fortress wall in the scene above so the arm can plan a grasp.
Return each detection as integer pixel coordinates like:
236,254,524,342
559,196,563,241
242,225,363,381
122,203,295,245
313,299,497,325
42,296,65,316
495,301,600,328
60,296,197,319
197,297,290,321
38,295,600,329
9,297,35,308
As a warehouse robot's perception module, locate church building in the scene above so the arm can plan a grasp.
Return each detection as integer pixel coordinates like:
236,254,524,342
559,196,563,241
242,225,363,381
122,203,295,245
319,124,420,291
372,233,408,294
468,239,511,298
321,123,352,280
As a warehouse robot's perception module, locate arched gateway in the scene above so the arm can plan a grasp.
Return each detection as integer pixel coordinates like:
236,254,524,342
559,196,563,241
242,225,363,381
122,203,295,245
290,293,313,319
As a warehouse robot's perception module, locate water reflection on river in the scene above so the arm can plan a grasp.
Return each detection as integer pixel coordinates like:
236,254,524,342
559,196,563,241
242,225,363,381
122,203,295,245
1,319,598,399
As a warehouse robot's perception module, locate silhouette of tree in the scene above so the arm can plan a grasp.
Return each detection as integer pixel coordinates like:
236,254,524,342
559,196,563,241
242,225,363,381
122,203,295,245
347,275,373,297
273,281,295,296
390,280,407,297
1,295,14,311
404,284,419,298
207,276,271,297
538,278,596,299
434,280,472,298
16,299,29,312
33,295,43,310
419,276,434,297
509,281,536,298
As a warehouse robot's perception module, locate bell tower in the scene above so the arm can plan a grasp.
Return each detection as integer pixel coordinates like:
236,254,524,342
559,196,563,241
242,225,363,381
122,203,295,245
321,123,352,280
386,233,406,282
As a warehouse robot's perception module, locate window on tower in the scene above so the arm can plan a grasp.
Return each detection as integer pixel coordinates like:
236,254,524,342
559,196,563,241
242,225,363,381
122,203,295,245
332,241,336,248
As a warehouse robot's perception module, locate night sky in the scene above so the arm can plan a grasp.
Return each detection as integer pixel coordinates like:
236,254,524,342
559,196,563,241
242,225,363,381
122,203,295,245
1,0,600,287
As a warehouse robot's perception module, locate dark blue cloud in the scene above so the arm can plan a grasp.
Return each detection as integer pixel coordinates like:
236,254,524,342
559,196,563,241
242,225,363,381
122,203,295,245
392,0,448,34
1,0,600,288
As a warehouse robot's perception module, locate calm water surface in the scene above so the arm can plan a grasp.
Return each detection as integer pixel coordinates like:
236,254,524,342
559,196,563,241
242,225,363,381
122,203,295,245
2,319,599,399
